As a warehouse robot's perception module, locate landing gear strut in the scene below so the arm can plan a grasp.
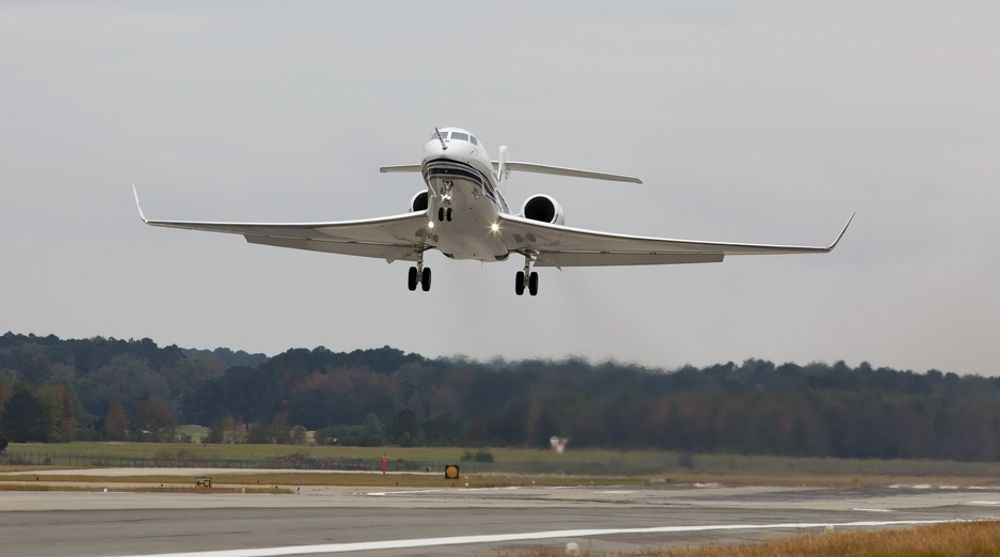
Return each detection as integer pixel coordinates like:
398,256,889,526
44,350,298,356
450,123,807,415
515,253,539,296
436,184,454,223
407,252,431,292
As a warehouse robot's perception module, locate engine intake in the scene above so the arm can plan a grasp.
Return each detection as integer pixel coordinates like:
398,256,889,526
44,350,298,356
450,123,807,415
521,194,565,225
409,190,429,212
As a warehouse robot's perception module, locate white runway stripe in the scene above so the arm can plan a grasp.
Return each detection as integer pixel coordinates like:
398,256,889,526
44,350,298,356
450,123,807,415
105,519,963,557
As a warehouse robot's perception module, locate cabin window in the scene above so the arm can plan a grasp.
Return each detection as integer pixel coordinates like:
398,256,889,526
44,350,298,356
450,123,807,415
450,132,469,142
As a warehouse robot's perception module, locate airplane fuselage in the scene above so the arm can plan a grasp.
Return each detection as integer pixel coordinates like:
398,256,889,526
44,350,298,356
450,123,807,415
420,128,512,262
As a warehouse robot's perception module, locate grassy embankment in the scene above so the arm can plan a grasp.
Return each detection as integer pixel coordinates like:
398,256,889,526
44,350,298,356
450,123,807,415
6,441,1000,487
503,521,1000,557
0,483,289,494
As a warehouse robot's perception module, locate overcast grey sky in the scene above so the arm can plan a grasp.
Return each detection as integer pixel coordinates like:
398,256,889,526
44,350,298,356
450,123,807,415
1,2,997,374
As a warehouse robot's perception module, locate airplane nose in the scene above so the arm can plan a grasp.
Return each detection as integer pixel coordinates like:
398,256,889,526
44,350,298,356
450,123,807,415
424,139,447,154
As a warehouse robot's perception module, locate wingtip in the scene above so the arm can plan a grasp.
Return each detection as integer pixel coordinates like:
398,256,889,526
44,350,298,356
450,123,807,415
132,184,148,223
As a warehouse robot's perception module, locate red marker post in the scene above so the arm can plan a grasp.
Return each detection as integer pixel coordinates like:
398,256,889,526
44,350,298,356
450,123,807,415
380,453,389,476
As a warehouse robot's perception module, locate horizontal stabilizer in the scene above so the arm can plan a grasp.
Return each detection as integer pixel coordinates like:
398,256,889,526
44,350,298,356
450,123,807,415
379,164,421,174
491,161,642,184
380,162,642,184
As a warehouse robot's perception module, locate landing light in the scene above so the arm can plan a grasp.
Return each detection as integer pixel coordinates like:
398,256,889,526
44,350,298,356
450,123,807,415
428,221,435,229
490,222,500,233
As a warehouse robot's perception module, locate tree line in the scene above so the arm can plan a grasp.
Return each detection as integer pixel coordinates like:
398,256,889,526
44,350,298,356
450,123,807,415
1,331,999,461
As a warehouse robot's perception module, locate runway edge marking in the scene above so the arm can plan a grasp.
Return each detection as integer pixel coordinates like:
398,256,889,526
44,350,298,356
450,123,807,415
104,519,970,557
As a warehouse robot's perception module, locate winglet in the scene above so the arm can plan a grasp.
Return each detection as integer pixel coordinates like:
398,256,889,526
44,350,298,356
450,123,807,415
132,184,148,223
826,212,855,251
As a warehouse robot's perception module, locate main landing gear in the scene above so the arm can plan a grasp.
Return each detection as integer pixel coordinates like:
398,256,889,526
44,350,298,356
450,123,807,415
407,253,431,292
515,254,539,296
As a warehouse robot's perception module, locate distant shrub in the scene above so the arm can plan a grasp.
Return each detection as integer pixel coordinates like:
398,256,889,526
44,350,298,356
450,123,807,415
677,452,696,469
460,449,495,463
0,434,7,453
264,452,420,471
313,427,338,446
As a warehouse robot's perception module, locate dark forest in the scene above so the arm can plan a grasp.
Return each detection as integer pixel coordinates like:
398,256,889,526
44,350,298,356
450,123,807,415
1,332,997,462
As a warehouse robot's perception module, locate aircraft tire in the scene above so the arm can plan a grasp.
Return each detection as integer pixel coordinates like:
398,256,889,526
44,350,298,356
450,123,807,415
407,267,418,291
421,267,432,292
528,272,539,296
515,271,525,296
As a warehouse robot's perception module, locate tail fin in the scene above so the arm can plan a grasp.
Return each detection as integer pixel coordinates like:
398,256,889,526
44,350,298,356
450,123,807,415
496,145,510,189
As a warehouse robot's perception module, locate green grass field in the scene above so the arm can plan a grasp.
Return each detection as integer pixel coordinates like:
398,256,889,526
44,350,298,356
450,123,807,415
7,442,1000,486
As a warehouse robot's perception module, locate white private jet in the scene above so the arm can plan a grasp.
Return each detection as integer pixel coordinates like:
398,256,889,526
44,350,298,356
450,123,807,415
133,127,852,296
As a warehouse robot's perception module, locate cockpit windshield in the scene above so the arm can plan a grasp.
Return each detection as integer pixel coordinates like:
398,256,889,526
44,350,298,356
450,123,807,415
429,130,478,146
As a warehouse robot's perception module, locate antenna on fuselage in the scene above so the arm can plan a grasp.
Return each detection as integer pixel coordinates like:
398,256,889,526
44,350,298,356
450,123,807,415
434,127,448,151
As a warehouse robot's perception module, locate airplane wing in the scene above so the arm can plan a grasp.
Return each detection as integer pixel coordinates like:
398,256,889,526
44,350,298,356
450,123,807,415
132,186,429,263
496,213,854,267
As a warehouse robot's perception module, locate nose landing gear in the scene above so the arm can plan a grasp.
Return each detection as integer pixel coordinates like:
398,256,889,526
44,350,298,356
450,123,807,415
515,253,539,296
436,184,455,223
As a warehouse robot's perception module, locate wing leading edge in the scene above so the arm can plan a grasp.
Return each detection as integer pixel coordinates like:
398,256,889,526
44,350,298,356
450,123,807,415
132,186,429,263
497,213,854,267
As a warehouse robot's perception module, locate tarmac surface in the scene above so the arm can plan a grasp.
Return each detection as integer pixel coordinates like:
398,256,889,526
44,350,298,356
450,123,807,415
2,482,1000,556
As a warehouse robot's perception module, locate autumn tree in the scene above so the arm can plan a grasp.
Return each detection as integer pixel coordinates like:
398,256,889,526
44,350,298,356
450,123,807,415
133,396,178,441
206,414,244,444
270,412,291,444
245,421,273,444
34,385,76,442
104,401,128,441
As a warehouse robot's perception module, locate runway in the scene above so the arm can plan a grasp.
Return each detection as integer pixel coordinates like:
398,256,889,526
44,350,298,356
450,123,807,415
2,484,999,556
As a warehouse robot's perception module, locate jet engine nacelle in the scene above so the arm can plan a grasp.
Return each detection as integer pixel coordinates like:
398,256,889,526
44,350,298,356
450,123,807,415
521,194,565,225
409,190,429,212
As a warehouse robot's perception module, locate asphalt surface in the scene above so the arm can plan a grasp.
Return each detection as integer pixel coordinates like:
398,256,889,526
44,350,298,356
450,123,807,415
2,483,999,556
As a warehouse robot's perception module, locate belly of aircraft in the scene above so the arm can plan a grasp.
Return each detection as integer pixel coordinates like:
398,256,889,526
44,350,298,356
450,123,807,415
426,176,508,262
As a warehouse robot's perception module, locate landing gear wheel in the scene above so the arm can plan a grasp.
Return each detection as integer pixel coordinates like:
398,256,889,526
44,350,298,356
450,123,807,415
515,271,525,296
446,208,453,222
407,267,418,291
437,207,445,222
421,267,432,292
528,271,539,296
